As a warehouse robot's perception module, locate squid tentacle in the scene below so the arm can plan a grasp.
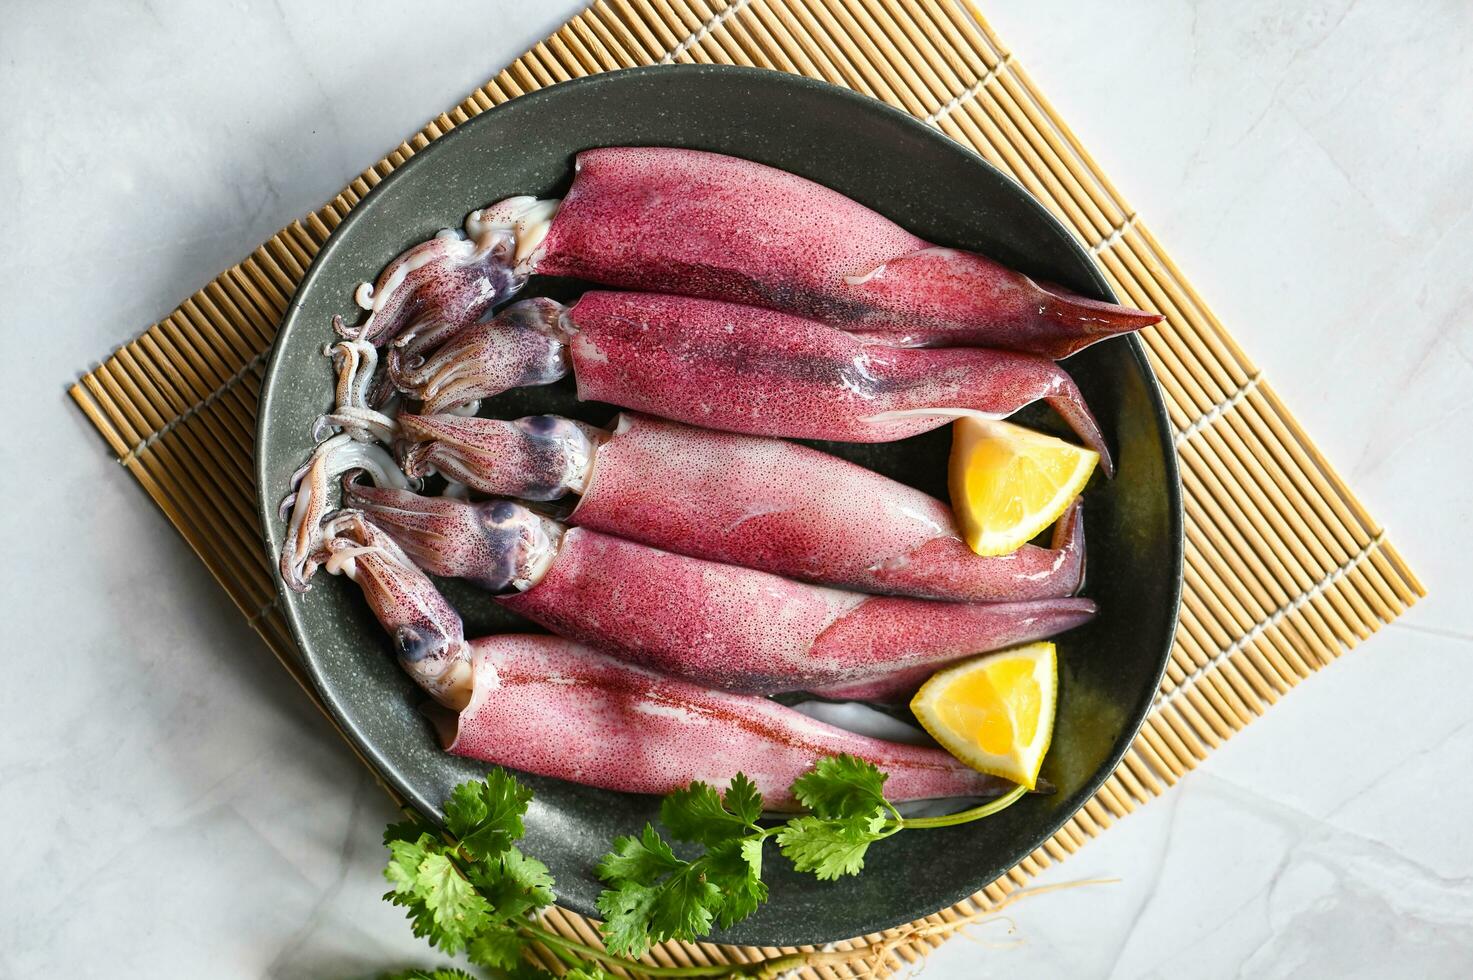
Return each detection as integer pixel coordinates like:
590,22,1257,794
346,487,1095,701
387,297,570,415
464,196,560,272
277,434,411,592
312,340,401,444
345,481,562,592
398,412,602,501
334,227,525,349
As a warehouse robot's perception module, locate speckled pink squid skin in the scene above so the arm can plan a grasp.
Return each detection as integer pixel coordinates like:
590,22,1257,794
497,527,1095,699
565,291,1112,471
441,634,1016,810
570,412,1085,601
533,147,1159,357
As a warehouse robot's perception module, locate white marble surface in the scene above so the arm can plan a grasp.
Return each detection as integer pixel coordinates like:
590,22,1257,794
1,1,1468,976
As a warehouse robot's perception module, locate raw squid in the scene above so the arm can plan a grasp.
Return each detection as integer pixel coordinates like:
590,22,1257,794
349,146,1159,356
398,410,1086,602
346,483,1096,702
315,512,1021,810
334,229,526,351
278,434,410,591
441,634,1023,811
388,291,1114,473
314,511,475,709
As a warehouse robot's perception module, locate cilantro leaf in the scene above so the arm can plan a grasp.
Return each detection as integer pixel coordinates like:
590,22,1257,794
723,773,764,825
704,837,769,928
384,816,435,846
384,835,433,898
596,827,763,953
776,812,888,881
596,881,663,958
790,754,890,819
476,960,557,980
659,777,761,846
444,769,535,861
595,856,725,959
466,922,528,971
647,863,723,940
384,833,483,952
596,777,778,953
739,835,765,880
595,824,683,885
382,757,968,977
417,852,492,951
470,847,556,922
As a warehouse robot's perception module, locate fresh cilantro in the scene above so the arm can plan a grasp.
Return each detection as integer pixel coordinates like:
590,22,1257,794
660,775,762,845
384,831,491,953
381,964,554,980
465,923,527,971
790,754,891,819
594,879,660,958
594,776,771,957
443,767,534,861
378,761,1027,977
595,824,684,884
650,863,725,939
469,848,555,923
560,969,616,980
705,836,768,927
385,834,434,899
380,771,546,964
481,962,562,980
774,756,901,881
595,852,724,957
776,811,891,880
418,852,493,949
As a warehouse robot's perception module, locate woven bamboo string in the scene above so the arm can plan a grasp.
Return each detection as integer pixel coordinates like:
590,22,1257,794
68,1,1423,975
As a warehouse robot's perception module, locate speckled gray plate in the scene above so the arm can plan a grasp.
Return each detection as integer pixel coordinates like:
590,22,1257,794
257,65,1182,947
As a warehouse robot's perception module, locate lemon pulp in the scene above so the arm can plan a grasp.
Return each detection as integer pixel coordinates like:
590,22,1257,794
949,418,1097,557
911,641,1058,789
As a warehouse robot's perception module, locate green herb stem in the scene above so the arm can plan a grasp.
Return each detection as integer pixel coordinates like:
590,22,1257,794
519,922,739,978
892,784,1028,830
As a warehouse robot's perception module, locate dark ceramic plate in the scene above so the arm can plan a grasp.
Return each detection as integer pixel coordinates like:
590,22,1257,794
257,65,1182,946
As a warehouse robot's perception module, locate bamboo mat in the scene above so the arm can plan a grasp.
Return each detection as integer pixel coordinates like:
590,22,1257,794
69,1,1424,975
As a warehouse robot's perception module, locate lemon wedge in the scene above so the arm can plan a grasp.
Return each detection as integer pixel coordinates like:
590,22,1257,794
910,642,1058,789
949,418,1097,557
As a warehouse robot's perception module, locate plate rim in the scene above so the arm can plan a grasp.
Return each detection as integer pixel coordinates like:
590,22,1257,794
255,62,1184,943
